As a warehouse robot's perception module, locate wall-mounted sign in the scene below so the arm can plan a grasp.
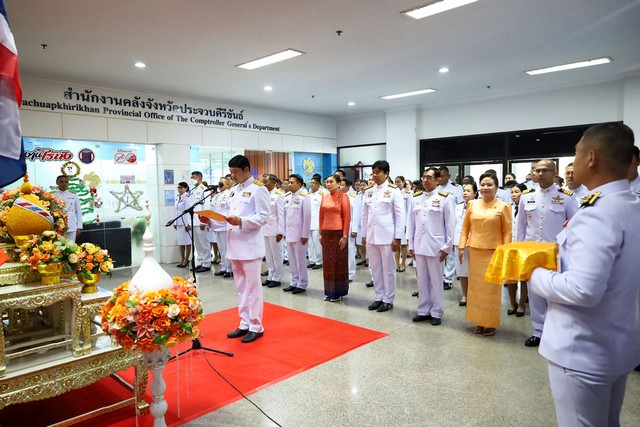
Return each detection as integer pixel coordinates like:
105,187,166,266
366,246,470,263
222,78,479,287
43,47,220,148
114,149,137,164
25,148,73,162
78,148,95,164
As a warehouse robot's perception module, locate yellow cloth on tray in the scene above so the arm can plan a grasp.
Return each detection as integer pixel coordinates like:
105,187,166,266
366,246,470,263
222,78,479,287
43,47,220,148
484,241,558,285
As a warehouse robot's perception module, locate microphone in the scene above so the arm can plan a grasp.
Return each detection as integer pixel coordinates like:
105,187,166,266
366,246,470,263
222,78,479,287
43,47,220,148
204,185,219,192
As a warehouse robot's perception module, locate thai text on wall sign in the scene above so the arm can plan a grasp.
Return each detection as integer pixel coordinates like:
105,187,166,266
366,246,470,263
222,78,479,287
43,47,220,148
25,148,73,162
21,87,281,132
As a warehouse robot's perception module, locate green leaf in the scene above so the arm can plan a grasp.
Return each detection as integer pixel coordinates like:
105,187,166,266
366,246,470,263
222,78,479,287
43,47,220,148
124,300,137,309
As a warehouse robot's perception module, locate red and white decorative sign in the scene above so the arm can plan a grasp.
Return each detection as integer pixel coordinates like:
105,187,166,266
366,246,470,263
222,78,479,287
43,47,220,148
25,148,74,162
114,149,137,164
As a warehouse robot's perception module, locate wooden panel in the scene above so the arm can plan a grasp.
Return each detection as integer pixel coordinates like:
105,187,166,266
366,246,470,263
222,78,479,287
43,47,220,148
244,150,289,181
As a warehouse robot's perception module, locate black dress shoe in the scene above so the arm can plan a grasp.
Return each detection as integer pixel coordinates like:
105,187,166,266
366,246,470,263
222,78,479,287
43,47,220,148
283,260,289,265
241,331,264,343
196,266,211,273
365,281,374,288
283,286,296,292
412,314,432,322
368,301,383,310
524,336,541,347
307,263,315,268
261,271,269,276
430,317,442,326
459,301,467,307
214,271,225,276
515,308,525,317
376,302,393,312
262,280,271,286
507,306,517,315
312,264,322,270
195,265,202,270
443,282,452,290
227,328,249,339
223,272,233,278
292,287,306,294
267,281,281,288
412,291,419,297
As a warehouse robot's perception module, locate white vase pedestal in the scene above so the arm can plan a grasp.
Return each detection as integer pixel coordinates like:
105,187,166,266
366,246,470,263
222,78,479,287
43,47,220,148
141,347,171,427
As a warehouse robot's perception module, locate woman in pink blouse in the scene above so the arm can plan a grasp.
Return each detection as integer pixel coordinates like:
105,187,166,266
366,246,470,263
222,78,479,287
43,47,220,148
319,174,351,301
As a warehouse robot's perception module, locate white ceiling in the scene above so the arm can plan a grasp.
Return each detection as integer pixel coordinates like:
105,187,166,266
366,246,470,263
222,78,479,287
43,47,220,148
7,0,640,119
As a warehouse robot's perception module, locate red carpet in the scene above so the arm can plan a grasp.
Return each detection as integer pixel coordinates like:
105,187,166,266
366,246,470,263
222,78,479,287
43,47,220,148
0,303,387,427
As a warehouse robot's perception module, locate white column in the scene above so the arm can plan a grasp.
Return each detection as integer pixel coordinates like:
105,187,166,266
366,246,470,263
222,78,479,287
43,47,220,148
385,108,419,179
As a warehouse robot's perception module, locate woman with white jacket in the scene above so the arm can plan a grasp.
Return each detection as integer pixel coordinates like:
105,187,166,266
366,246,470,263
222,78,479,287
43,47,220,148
453,182,478,306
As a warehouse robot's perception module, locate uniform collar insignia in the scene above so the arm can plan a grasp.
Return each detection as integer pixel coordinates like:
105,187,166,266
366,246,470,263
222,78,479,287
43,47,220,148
580,192,601,208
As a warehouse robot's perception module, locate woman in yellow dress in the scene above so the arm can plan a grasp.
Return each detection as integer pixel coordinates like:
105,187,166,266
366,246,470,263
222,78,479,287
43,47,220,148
458,173,512,336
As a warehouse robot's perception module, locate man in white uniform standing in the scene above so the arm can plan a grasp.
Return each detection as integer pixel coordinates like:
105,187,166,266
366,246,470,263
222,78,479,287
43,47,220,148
190,171,212,273
564,162,589,200
282,174,311,294
437,166,461,290
261,174,285,288
225,155,270,344
306,177,324,270
54,175,82,242
361,160,404,312
529,122,640,427
210,177,232,277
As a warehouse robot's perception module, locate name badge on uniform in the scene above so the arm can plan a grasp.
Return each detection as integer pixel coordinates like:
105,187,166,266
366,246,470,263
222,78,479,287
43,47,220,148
432,199,441,207
243,192,251,197
293,198,300,205
526,199,535,204
551,196,565,205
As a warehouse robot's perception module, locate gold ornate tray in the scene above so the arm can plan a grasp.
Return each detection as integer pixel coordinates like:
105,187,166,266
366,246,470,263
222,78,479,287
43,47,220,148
0,263,41,286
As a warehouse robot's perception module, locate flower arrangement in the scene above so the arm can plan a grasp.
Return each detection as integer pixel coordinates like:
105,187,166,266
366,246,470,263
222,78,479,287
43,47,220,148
19,230,79,274
100,277,204,352
0,185,68,243
76,242,114,279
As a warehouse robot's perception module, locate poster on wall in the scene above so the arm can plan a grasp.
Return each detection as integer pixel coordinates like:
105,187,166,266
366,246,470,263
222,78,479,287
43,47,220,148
164,190,175,206
114,149,138,164
164,169,174,185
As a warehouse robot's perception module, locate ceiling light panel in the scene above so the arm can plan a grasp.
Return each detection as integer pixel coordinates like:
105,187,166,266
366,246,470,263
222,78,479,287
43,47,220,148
525,57,612,75
381,89,437,100
237,49,304,70
403,0,479,20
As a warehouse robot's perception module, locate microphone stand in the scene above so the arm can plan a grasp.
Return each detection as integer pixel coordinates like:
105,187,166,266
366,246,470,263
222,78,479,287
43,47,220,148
166,187,233,359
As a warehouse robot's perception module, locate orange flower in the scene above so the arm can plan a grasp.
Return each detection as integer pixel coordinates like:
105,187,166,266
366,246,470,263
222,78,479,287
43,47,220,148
85,262,94,271
153,317,171,334
152,304,168,318
86,254,94,263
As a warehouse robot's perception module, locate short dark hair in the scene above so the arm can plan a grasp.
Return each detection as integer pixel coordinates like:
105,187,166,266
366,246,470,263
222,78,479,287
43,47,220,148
439,166,450,174
266,174,278,183
228,155,250,170
372,160,390,174
464,175,475,183
178,181,189,190
191,171,203,179
479,173,499,187
325,174,341,185
582,122,635,170
463,181,478,197
423,167,441,179
335,169,345,176
289,174,304,186
341,178,353,187
310,177,321,184
503,179,518,189
632,145,639,160
312,173,322,181
395,176,405,183
484,168,498,176
515,183,528,192
56,175,68,182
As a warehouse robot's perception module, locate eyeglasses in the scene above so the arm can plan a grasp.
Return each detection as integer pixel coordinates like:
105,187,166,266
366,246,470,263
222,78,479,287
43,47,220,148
533,168,554,174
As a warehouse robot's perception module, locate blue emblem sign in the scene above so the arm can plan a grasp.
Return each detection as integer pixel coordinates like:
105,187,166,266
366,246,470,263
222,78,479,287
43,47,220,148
78,148,95,164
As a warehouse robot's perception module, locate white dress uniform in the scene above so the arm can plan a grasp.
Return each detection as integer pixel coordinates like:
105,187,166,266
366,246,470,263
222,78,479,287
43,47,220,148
285,188,311,290
629,174,640,197
517,184,579,340
190,183,212,269
399,188,412,245
438,182,460,286
408,189,455,320
307,188,325,266
210,188,232,274
54,189,82,242
361,181,405,304
263,188,285,282
496,187,512,204
173,192,193,245
352,192,364,246
226,177,270,333
281,191,292,262
568,184,589,200
453,201,469,277
529,180,640,427
346,192,357,280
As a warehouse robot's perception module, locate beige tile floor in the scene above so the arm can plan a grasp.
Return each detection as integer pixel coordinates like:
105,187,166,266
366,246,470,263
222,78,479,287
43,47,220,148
102,260,640,427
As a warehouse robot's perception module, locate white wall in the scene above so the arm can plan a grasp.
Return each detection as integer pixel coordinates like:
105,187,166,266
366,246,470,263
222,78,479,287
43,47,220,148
337,77,640,179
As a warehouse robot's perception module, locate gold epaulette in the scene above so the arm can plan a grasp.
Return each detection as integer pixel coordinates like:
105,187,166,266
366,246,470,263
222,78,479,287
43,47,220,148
389,183,398,189
404,189,412,194
580,192,600,208
300,190,308,196
523,188,535,194
364,185,373,190
230,183,238,188
560,187,574,196
452,182,460,187
253,180,263,186
275,189,285,195
438,190,450,197
413,190,423,197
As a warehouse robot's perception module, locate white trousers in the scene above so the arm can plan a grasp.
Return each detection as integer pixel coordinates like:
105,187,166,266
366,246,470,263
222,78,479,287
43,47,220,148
215,230,231,273
443,250,455,284
547,361,628,427
264,235,283,281
308,230,322,265
194,226,211,267
287,241,308,289
348,236,356,280
66,230,77,242
231,258,264,333
366,244,396,303
415,255,445,318
529,288,547,338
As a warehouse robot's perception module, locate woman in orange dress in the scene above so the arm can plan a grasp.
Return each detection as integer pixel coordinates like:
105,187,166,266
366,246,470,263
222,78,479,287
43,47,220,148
458,173,512,336
319,174,351,301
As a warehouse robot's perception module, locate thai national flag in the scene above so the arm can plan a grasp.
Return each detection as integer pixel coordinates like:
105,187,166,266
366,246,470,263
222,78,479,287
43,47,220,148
0,0,25,188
